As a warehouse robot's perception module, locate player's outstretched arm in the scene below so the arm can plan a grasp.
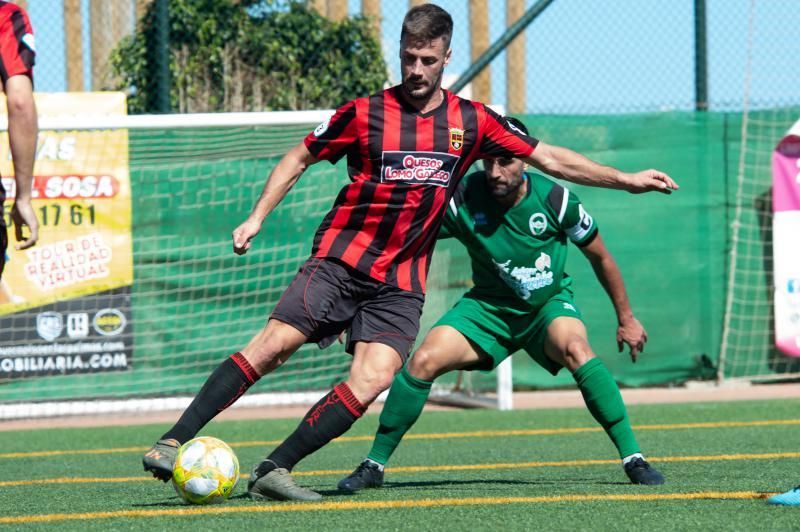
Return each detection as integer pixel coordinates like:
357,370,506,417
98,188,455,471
6,74,39,250
232,142,319,255
579,232,647,362
525,141,678,194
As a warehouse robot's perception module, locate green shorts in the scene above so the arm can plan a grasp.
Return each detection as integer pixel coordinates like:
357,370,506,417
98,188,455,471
433,288,583,376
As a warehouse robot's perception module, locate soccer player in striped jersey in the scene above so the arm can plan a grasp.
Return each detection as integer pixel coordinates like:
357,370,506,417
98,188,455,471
143,4,678,501
338,117,666,493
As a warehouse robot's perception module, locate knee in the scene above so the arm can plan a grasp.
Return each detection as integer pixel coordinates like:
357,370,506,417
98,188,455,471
563,337,595,372
349,366,396,405
407,347,440,381
243,332,293,375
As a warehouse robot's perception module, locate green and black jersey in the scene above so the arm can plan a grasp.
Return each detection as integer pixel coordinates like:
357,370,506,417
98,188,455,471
440,171,598,315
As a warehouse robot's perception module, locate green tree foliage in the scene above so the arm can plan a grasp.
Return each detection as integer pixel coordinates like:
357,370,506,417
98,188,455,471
110,1,387,113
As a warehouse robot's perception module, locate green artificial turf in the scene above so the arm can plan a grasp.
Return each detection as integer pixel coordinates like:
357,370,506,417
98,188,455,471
1,399,798,531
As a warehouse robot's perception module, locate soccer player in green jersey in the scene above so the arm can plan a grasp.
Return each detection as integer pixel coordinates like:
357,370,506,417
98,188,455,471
338,117,665,492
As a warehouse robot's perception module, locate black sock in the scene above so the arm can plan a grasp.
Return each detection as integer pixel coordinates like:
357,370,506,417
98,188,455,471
266,382,365,471
161,352,259,443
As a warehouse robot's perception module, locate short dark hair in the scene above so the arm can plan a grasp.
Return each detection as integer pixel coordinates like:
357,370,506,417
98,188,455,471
401,4,453,48
505,116,529,136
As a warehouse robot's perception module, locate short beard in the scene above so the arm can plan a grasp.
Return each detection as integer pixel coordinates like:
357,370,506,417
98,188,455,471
402,68,444,101
489,186,514,198
404,82,435,100
488,180,523,201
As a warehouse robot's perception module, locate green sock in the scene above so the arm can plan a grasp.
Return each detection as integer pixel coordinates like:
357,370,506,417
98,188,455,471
572,358,640,459
367,366,433,465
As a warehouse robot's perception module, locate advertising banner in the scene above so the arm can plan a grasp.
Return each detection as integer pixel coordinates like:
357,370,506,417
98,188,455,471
772,118,800,357
0,93,133,377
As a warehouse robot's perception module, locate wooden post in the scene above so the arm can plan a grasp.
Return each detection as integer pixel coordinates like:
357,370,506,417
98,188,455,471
90,0,134,90
136,0,154,25
362,0,381,44
409,0,426,8
64,0,84,91
469,0,490,103
310,0,327,16
328,0,348,22
89,0,109,90
506,0,526,113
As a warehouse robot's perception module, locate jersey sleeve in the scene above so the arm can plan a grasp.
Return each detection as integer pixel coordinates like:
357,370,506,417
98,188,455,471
437,198,458,240
0,5,35,84
546,183,599,247
303,100,358,164
477,106,539,159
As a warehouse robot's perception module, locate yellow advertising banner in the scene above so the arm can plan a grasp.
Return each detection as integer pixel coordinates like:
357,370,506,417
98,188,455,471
0,92,132,378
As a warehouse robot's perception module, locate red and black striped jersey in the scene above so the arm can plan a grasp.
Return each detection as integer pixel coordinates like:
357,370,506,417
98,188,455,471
0,1,34,85
304,85,538,294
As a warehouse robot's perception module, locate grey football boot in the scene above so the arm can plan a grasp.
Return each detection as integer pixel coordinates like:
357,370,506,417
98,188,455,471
142,438,180,482
247,460,322,502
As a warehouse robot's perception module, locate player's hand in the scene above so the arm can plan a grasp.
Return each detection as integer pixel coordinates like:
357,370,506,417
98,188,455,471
617,317,647,363
232,217,262,255
623,170,679,195
10,198,39,250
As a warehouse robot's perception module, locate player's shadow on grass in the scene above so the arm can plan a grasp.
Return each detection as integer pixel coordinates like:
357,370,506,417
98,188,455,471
131,492,276,507
131,496,187,508
383,478,631,489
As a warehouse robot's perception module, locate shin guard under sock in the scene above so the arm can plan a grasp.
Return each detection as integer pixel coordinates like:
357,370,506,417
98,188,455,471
267,382,365,471
572,358,640,459
161,352,259,443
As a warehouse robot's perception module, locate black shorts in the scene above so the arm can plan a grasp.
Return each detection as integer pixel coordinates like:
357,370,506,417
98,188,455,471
271,257,425,361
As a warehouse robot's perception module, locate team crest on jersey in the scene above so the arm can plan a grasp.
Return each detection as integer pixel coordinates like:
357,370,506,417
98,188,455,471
449,128,464,151
529,213,547,236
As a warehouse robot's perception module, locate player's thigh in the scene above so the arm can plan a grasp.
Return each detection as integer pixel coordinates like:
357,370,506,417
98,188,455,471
422,296,513,379
408,325,487,381
271,257,358,348
348,284,425,363
521,289,587,375
543,316,595,372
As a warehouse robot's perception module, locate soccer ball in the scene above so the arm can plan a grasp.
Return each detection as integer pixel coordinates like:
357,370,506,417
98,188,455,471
171,436,240,504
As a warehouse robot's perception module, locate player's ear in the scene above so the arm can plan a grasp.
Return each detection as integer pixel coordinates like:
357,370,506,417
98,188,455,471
444,48,452,66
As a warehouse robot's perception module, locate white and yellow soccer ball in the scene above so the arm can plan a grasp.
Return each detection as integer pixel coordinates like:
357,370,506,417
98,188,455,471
171,436,240,504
